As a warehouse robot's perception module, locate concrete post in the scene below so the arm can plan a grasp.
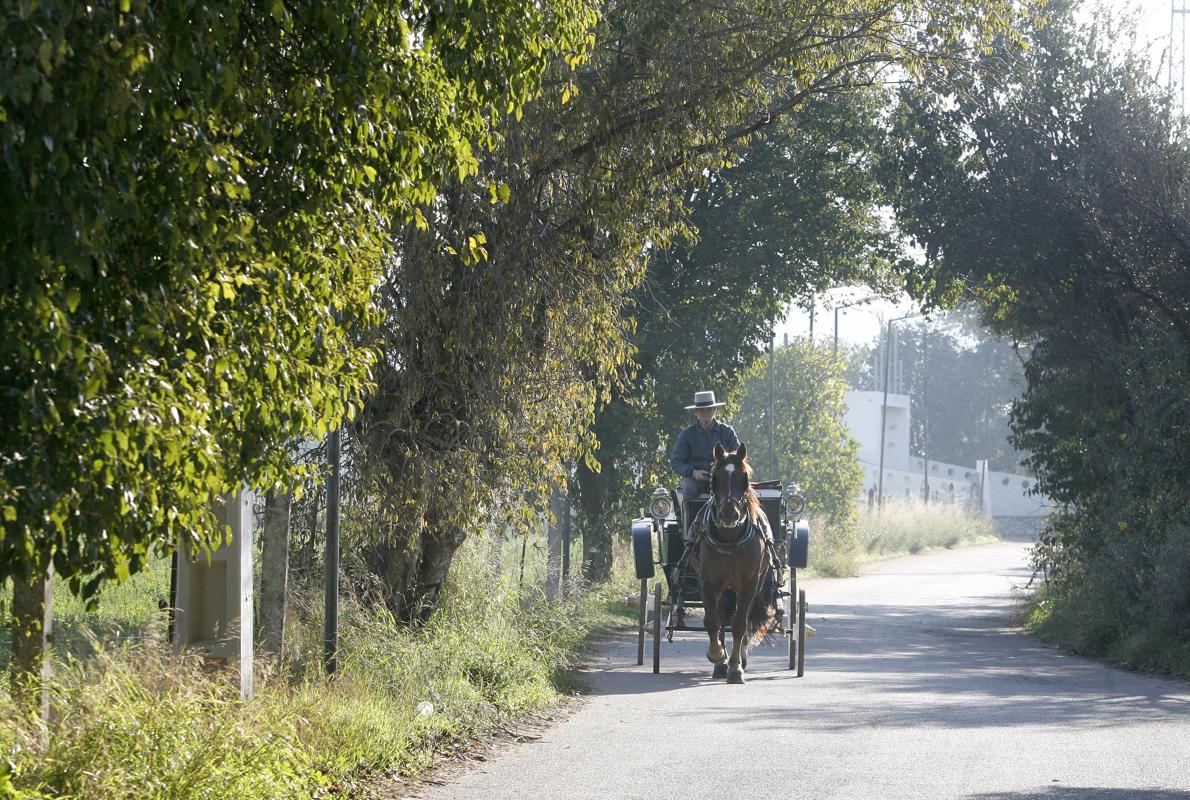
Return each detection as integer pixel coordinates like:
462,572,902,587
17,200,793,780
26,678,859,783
546,486,565,601
977,460,994,517
175,490,255,700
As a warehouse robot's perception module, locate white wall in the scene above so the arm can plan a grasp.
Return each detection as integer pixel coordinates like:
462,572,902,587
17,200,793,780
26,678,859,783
986,469,1054,517
844,390,1053,518
856,461,977,508
843,390,911,472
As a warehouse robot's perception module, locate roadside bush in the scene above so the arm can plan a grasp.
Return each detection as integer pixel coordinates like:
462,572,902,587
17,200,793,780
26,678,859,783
4,642,321,800
0,538,620,799
1026,519,1190,679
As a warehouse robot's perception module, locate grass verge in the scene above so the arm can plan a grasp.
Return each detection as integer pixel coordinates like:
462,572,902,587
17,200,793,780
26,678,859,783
810,503,1001,577
0,539,633,799
1022,581,1190,681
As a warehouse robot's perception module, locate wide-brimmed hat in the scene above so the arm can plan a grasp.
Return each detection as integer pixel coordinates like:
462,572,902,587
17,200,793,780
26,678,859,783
685,390,726,410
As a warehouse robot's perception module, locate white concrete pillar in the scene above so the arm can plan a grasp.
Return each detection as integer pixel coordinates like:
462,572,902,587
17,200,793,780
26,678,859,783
977,460,994,518
175,490,255,700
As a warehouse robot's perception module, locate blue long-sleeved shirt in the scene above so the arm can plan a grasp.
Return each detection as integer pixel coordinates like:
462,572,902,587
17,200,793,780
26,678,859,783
670,420,740,478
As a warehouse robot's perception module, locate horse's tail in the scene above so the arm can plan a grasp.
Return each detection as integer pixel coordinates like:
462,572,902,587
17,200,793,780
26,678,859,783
747,563,779,646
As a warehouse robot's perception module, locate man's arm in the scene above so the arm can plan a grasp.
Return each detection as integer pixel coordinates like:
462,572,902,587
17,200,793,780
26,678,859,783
670,428,696,478
722,424,741,452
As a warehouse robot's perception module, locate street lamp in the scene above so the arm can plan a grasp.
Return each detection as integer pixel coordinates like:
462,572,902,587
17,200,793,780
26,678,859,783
877,313,919,510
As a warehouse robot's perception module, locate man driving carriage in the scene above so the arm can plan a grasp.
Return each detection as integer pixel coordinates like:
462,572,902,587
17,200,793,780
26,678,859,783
670,390,780,564
670,390,739,540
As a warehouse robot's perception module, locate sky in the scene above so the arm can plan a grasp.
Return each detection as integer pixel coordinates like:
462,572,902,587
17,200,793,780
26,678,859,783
774,0,1179,349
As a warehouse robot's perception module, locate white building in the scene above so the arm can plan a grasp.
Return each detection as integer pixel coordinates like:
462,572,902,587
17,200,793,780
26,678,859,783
843,390,1054,518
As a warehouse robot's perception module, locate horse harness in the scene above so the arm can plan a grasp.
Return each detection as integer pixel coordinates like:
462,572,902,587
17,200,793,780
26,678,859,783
689,500,775,561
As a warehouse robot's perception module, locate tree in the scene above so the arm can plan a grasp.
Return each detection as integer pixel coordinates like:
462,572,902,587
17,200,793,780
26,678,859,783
1,0,595,693
881,6,1190,657
575,87,902,577
732,340,862,557
356,0,1028,608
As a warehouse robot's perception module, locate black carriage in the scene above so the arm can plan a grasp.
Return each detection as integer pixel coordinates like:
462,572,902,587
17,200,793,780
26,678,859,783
631,480,810,675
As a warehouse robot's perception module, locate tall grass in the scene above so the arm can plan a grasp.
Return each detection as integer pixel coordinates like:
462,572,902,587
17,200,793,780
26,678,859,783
0,558,173,664
811,502,1000,576
0,538,625,799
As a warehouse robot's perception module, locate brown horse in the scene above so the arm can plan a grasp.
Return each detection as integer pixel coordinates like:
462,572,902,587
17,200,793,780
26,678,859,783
696,442,777,684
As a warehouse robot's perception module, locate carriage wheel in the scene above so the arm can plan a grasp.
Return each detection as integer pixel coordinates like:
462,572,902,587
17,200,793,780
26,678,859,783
652,582,663,674
788,569,798,671
637,579,648,666
797,588,807,678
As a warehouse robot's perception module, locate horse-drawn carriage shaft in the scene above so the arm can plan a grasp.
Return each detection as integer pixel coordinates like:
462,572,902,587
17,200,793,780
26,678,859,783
631,439,811,681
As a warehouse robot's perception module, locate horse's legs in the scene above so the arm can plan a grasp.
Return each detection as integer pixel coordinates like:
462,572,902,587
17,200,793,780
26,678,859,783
727,574,761,684
701,580,727,677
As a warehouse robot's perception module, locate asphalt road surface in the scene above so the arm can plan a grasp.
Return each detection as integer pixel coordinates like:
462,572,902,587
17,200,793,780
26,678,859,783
411,540,1190,800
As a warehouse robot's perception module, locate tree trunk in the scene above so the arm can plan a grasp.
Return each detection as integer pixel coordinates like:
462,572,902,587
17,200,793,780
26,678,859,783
10,568,52,719
366,519,467,625
412,527,464,624
258,490,291,658
546,486,566,600
576,460,615,582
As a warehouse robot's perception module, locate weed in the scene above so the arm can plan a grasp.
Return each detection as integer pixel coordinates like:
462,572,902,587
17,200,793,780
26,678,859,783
810,502,1000,576
1,537,621,799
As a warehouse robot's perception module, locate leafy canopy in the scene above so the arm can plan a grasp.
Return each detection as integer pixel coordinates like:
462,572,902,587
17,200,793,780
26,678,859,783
0,0,595,595
881,6,1190,647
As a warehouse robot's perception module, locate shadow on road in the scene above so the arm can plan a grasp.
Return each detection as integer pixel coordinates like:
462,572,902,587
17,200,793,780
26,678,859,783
590,594,1190,732
968,790,1190,800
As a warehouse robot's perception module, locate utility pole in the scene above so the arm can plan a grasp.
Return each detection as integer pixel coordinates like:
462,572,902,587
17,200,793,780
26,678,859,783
833,296,873,357
922,326,929,504
324,426,341,675
1172,0,1189,116
878,314,918,510
768,331,776,477
561,465,572,594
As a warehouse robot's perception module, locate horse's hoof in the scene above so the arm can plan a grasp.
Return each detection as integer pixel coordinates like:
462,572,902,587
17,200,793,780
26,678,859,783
727,669,745,684
712,662,728,679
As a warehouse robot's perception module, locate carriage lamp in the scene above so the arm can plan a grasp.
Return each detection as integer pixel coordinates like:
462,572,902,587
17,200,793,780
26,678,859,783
649,487,672,519
786,483,807,517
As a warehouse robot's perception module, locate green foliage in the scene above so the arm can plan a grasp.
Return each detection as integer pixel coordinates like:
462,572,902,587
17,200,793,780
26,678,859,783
0,556,172,665
6,646,321,800
0,538,620,798
572,87,905,574
565,0,1031,578
732,339,862,556
881,6,1190,673
0,0,595,596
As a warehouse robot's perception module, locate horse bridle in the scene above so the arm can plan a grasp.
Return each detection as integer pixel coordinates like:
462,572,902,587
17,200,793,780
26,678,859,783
712,458,749,531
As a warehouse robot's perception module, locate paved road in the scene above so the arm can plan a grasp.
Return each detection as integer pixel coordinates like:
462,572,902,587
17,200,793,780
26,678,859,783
412,541,1190,800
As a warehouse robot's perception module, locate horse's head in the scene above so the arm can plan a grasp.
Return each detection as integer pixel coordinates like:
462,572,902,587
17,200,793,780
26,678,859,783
711,442,759,530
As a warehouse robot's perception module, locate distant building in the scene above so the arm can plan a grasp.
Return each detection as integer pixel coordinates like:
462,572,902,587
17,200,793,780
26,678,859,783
843,390,1054,518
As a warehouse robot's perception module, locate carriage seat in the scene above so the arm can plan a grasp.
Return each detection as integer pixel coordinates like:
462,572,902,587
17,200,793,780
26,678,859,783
675,485,710,542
